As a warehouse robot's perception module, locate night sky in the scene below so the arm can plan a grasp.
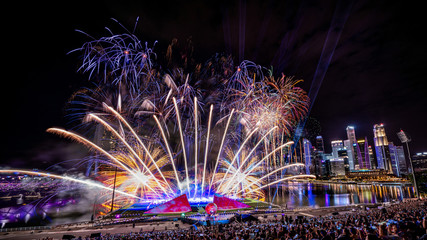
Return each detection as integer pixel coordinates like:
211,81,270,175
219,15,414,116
3,0,426,169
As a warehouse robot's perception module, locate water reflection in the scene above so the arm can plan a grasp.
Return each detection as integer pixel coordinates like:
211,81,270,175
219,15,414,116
269,182,414,208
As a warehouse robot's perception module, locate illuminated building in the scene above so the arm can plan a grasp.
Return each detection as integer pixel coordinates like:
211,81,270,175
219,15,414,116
368,145,376,169
389,143,408,176
352,142,362,171
346,126,361,171
338,149,350,174
316,136,325,153
347,169,387,178
357,137,371,169
344,140,355,171
388,143,401,176
303,138,313,175
331,140,343,158
373,123,392,173
412,152,427,173
313,136,325,177
395,146,408,174
320,153,332,177
330,158,345,176
346,126,357,144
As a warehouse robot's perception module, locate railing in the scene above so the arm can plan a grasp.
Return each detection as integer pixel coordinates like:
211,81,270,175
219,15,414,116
0,225,52,232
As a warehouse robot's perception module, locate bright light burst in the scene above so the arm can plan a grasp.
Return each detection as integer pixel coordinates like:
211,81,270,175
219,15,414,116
6,19,314,216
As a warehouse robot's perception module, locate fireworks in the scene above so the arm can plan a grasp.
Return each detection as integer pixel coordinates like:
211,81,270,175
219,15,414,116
5,19,313,217
71,18,157,92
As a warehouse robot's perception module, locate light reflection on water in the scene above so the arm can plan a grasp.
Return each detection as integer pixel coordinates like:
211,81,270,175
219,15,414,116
268,182,415,208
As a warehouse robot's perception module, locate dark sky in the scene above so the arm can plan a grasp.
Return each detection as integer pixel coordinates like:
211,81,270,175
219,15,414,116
2,0,427,168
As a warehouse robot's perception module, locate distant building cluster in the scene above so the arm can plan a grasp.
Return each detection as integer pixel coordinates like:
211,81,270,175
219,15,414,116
412,152,427,173
302,123,424,178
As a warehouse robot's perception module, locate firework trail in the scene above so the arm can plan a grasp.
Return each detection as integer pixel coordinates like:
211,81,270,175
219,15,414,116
4,19,312,217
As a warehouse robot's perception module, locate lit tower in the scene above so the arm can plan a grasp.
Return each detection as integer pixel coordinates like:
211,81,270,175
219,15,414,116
373,123,392,173
364,136,371,169
331,140,343,158
346,126,357,144
316,136,325,153
357,137,371,169
303,138,312,175
368,145,376,169
346,126,362,170
344,140,355,171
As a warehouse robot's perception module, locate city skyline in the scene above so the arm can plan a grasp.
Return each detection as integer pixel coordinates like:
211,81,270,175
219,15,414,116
306,122,416,178
321,122,422,155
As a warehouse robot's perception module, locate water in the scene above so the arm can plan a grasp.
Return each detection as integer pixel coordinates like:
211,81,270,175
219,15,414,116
268,182,415,208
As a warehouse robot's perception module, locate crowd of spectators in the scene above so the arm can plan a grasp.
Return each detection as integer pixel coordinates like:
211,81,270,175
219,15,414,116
41,199,427,240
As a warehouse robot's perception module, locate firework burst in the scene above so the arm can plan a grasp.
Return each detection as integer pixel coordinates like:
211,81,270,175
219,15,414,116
5,19,314,218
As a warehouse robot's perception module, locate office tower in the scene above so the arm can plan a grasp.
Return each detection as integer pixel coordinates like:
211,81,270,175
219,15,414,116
412,152,427,173
303,138,312,175
389,143,409,176
352,143,361,171
338,149,350,174
331,140,343,158
364,137,371,169
345,126,363,171
313,152,323,177
396,146,408,174
320,153,332,177
373,123,392,173
368,145,376,169
344,139,355,171
346,126,357,144
357,137,371,169
330,158,346,176
316,136,325,153
389,142,400,176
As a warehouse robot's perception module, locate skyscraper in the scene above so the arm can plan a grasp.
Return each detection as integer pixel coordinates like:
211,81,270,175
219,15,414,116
396,146,408,174
303,138,312,175
368,145,376,169
389,143,409,176
389,142,400,176
331,140,343,158
316,136,325,153
346,126,362,171
344,139,355,171
338,149,350,174
357,137,371,169
373,123,393,173
346,126,356,143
